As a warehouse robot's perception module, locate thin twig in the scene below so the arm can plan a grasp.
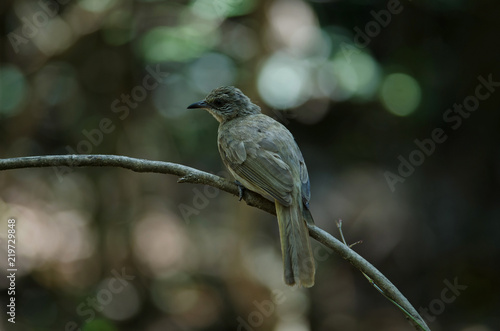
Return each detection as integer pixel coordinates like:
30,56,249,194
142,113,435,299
336,220,427,330
0,154,430,331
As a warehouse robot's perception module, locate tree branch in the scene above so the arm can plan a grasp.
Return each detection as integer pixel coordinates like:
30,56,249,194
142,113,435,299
0,154,430,331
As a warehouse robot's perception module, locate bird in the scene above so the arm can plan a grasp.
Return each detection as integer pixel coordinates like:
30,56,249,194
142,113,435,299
187,86,315,287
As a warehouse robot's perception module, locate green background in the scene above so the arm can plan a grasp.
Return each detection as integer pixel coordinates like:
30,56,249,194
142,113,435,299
1,0,499,330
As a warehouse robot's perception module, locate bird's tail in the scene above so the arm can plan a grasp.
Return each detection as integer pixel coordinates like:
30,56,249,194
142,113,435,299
276,199,315,287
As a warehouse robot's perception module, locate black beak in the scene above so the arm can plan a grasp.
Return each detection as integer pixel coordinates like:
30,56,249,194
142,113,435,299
187,100,209,109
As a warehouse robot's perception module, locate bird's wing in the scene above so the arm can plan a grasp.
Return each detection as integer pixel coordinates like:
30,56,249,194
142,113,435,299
219,123,304,207
299,158,311,208
259,128,311,208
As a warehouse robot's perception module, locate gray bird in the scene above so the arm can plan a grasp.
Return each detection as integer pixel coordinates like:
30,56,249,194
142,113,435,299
188,86,315,287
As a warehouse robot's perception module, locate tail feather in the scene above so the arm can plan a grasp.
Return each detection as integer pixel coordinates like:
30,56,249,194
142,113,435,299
276,199,315,287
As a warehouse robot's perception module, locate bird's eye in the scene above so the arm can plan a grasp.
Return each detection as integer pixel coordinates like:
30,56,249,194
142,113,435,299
212,99,224,108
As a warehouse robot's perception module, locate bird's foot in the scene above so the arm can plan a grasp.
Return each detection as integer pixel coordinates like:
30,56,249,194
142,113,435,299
235,180,246,201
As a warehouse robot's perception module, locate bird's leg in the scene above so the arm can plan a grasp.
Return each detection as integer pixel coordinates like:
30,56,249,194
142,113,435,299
235,180,246,201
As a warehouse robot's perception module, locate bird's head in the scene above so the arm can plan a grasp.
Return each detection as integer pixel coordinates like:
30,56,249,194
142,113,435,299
187,86,261,123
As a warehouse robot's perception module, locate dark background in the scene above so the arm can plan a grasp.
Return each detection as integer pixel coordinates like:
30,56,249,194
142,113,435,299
0,0,499,330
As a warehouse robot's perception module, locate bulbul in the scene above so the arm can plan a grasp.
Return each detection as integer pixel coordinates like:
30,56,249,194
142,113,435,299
188,86,315,287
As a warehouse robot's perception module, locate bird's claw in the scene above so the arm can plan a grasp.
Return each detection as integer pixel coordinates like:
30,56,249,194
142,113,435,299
235,180,245,201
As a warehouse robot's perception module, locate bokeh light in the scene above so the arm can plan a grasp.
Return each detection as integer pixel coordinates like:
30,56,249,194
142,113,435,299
132,212,189,275
317,51,381,101
189,52,236,93
98,279,141,321
267,0,327,58
9,204,94,270
190,0,256,20
257,53,311,109
379,73,421,116
34,17,74,56
102,10,134,46
0,65,27,116
139,24,216,63
78,0,118,13
150,275,223,328
220,23,258,61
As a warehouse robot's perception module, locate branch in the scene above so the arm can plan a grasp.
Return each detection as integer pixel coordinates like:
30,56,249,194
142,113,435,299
0,154,275,214
0,154,430,331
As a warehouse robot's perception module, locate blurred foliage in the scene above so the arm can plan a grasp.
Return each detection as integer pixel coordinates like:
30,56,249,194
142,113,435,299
0,0,499,330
